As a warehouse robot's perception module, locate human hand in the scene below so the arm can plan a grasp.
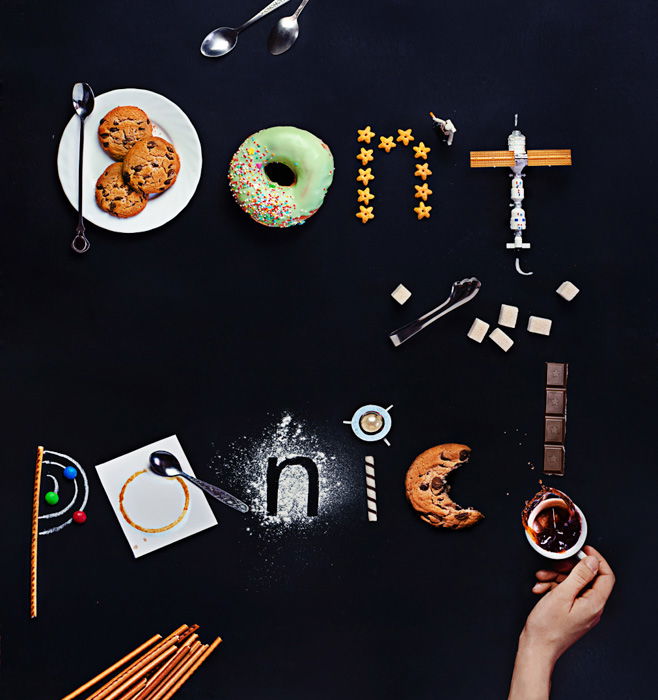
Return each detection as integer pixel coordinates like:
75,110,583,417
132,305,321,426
523,545,615,663
508,546,615,700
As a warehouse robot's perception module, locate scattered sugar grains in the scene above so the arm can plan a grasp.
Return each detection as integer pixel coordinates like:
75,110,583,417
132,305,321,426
210,414,352,536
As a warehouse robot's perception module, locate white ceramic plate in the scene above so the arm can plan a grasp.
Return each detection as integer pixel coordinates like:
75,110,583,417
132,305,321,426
57,88,202,233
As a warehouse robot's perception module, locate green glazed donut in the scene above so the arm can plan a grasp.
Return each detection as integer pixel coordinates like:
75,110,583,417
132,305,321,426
228,126,334,228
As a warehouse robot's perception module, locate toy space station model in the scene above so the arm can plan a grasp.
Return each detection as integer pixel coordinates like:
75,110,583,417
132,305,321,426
470,116,572,275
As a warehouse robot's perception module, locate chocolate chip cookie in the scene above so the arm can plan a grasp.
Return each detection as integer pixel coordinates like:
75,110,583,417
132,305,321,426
98,106,152,161
405,443,484,529
95,163,148,218
122,137,181,195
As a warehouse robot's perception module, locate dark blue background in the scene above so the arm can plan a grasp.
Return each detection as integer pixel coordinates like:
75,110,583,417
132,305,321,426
1,1,656,698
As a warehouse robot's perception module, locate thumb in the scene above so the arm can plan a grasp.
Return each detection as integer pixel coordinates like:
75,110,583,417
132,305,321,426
557,556,599,601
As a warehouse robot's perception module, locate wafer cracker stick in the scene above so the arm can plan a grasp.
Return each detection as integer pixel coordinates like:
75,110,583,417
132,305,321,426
147,642,206,700
101,645,178,700
160,637,223,700
90,634,182,700
135,645,192,700
88,627,187,700
365,456,377,522
30,446,44,619
60,634,161,700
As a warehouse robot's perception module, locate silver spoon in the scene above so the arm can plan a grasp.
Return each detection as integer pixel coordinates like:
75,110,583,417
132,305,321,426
389,277,482,347
149,451,249,513
71,82,95,254
267,0,311,55
200,0,291,58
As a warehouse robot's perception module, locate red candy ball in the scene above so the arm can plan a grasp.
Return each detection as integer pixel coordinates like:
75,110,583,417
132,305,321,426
72,510,87,524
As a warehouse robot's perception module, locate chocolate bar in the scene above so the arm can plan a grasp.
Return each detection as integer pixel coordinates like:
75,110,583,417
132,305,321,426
543,446,565,474
543,363,568,475
544,417,566,443
546,362,568,387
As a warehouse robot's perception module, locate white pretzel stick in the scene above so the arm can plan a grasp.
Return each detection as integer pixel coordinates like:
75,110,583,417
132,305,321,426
365,456,378,522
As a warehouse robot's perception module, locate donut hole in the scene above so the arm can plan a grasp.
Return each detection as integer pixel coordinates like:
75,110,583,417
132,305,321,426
264,162,296,187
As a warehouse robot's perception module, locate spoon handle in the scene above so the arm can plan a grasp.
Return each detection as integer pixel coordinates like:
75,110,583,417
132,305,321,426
182,473,249,513
71,117,90,254
240,0,291,31
294,0,310,18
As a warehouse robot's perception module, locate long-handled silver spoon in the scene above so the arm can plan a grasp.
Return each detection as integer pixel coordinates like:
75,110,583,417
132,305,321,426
201,0,291,57
71,83,94,254
389,277,482,347
149,451,249,513
267,0,311,55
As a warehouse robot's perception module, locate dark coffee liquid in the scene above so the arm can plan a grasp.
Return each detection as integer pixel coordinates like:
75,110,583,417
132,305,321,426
522,485,582,554
531,504,581,552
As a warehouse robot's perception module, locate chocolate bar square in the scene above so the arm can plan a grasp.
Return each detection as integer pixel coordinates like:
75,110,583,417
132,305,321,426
545,389,566,415
543,445,565,475
546,362,568,388
544,417,566,443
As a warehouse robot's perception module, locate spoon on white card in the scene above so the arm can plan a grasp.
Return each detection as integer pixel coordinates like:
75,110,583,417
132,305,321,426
149,451,249,513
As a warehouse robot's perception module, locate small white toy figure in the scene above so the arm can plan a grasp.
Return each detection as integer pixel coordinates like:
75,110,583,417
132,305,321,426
510,175,524,204
510,204,526,231
429,112,457,145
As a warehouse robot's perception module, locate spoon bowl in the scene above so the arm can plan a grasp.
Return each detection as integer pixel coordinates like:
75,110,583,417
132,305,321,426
268,16,300,55
149,450,183,478
72,82,95,119
200,27,239,58
268,0,310,55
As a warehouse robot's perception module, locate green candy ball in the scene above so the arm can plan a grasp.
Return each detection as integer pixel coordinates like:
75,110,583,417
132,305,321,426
44,491,59,506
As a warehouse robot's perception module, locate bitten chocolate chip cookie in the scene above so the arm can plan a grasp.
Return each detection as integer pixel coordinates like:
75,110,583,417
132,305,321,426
98,106,153,161
405,443,484,529
95,163,148,218
123,137,181,195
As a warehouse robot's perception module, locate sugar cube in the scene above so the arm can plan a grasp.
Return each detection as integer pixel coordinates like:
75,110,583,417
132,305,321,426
391,284,412,305
467,318,490,343
528,316,552,336
498,304,519,328
489,328,514,352
556,281,580,301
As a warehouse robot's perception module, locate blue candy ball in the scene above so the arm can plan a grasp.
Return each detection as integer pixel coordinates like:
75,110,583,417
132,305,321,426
63,466,78,480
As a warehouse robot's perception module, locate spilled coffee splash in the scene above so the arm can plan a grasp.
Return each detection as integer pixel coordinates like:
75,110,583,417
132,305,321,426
522,485,581,553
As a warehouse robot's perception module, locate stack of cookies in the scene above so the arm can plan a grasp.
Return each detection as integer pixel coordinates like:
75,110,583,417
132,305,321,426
95,106,181,218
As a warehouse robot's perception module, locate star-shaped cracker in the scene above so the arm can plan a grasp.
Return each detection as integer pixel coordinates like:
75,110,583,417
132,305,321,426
356,206,375,223
413,141,431,159
357,126,376,144
414,183,433,201
414,163,432,180
414,201,432,220
357,187,375,205
396,128,414,146
356,168,375,185
356,148,374,165
378,136,396,153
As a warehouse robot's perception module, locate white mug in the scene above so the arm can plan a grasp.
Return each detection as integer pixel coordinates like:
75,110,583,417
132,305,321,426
525,498,588,560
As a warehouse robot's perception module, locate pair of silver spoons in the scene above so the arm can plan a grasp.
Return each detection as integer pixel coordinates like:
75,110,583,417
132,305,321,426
201,0,310,58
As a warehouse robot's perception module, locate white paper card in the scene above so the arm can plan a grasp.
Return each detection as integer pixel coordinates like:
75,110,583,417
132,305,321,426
96,435,218,558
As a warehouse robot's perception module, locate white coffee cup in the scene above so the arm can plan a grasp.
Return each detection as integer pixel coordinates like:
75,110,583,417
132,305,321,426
525,498,588,560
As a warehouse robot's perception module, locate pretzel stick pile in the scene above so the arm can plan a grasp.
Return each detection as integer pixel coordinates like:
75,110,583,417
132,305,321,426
61,624,222,700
